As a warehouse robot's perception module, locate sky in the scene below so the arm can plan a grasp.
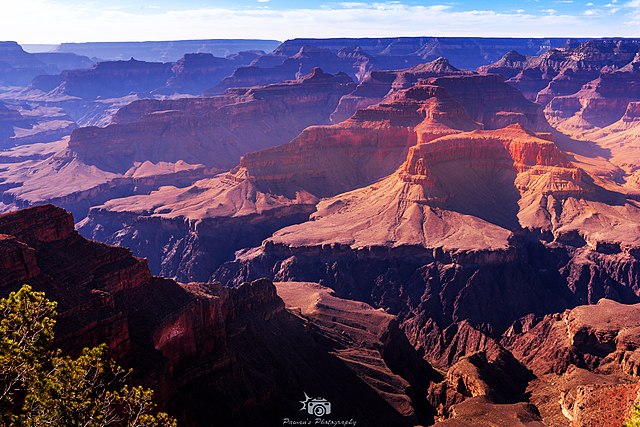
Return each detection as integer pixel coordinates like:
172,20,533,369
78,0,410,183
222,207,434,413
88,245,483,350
1,0,638,44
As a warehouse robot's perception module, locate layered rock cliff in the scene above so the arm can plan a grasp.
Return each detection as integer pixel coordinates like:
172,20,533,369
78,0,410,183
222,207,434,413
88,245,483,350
330,57,473,123
69,68,355,173
214,122,640,367
545,51,640,132
502,299,640,426
207,45,369,94
480,40,640,106
33,58,174,99
0,205,442,426
154,51,262,95
78,73,543,281
210,117,640,424
0,69,355,219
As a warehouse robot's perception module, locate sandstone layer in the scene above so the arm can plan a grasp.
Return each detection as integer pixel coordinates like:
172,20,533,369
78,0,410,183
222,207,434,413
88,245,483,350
79,73,547,281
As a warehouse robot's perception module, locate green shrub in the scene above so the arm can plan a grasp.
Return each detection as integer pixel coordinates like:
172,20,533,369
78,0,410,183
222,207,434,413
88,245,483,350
0,285,176,427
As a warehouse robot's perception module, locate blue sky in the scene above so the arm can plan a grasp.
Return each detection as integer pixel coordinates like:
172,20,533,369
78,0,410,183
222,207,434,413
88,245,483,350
1,0,637,44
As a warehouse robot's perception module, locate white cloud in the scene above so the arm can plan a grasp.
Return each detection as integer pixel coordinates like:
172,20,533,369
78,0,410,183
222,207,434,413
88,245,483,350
257,0,270,3
0,0,636,44
337,2,369,7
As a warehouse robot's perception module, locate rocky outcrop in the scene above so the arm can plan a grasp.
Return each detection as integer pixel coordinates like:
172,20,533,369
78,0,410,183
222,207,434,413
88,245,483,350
275,37,581,70
433,396,545,426
480,40,640,106
207,45,366,94
502,300,640,426
476,50,528,80
331,57,473,123
0,205,446,426
33,58,173,99
505,299,640,376
69,68,355,173
78,74,552,281
275,281,439,424
154,52,261,95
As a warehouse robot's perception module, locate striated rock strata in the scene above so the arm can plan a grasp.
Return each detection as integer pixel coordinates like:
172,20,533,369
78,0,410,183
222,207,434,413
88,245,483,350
214,123,640,374
33,58,174,99
211,120,640,424
79,73,546,281
479,40,640,107
69,68,355,173
0,205,443,427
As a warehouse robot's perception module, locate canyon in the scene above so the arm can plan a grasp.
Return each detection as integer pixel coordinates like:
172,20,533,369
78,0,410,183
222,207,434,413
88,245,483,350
0,68,354,220
0,205,440,426
78,71,549,281
2,36,640,426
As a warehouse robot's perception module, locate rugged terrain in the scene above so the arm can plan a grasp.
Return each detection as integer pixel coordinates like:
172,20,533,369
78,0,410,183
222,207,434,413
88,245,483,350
78,71,548,281
0,69,354,219
0,205,441,427
3,36,640,426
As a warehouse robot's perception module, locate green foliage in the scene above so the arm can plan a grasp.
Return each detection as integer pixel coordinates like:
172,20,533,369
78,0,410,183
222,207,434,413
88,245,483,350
0,285,177,427
624,404,640,427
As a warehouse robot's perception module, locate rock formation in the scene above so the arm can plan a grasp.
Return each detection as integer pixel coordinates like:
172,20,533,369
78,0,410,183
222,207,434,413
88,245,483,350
0,69,354,220
546,51,640,132
211,118,640,424
154,52,261,95
78,73,543,281
33,58,174,99
480,39,640,106
68,68,354,173
476,50,528,80
331,57,473,123
0,205,442,426
214,122,639,360
54,39,281,62
503,299,640,426
207,45,367,94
